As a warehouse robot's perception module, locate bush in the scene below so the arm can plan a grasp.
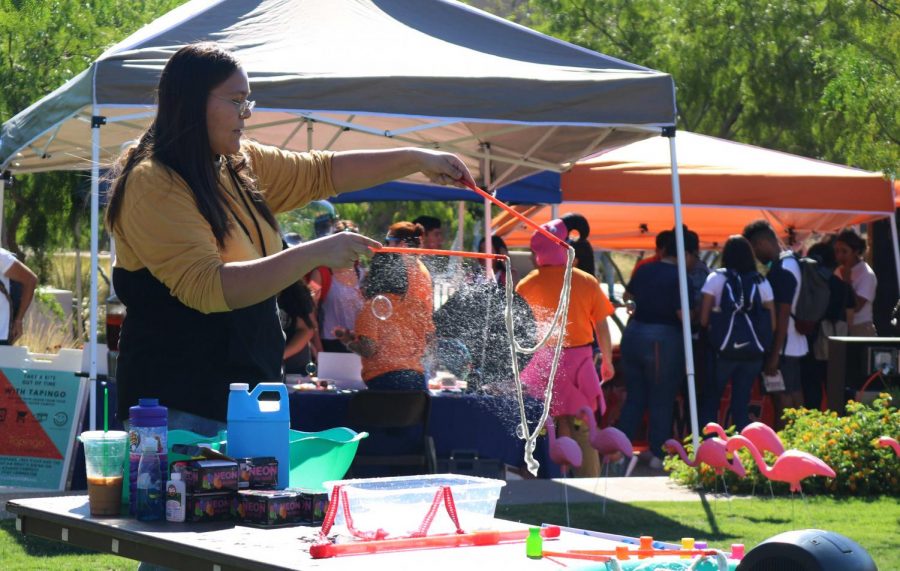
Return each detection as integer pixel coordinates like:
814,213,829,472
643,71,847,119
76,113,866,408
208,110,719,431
665,395,900,496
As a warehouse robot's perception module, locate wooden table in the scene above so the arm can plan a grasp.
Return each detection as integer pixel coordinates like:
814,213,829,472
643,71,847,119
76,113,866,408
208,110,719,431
7,496,623,570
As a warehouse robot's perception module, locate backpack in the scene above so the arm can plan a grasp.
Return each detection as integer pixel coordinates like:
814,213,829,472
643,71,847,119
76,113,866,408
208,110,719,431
709,269,773,360
782,253,832,335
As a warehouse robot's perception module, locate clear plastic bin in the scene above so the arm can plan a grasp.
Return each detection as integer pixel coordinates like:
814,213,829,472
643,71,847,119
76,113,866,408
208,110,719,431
323,474,505,537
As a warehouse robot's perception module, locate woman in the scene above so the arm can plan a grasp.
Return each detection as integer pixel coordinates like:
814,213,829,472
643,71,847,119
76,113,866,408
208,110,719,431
476,235,518,287
698,235,774,431
616,227,697,469
278,280,320,376
308,219,366,353
385,221,434,311
106,43,473,424
516,219,616,476
334,253,434,390
833,229,878,337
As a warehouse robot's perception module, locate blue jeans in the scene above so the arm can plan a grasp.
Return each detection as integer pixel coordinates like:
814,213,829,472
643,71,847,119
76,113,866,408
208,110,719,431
701,357,761,431
616,321,685,458
366,370,426,391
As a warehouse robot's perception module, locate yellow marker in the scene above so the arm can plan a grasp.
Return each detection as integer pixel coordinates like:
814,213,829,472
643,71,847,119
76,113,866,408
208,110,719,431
681,537,695,559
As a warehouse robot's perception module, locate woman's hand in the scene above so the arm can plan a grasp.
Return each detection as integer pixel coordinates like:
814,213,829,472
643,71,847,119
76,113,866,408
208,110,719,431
600,358,615,382
417,150,476,188
311,232,381,268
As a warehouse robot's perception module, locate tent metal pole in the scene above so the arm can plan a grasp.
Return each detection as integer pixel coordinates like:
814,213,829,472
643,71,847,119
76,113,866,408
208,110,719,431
0,172,7,240
88,111,104,432
891,178,900,296
482,143,493,280
666,130,700,454
306,119,313,150
551,204,559,219
456,201,465,251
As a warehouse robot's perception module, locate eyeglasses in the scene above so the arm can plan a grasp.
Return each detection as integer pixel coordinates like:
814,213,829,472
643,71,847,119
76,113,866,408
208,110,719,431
211,94,255,118
385,236,420,246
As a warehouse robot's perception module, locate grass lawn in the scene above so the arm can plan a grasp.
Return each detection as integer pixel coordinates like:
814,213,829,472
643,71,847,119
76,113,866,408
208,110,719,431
498,496,899,569
3,496,897,569
0,519,131,570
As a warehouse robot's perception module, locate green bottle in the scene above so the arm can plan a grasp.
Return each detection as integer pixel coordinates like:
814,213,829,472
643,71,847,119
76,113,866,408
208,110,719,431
526,527,543,559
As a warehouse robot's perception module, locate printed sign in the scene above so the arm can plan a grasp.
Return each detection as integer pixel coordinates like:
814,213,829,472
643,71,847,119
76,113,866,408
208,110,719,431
0,365,87,489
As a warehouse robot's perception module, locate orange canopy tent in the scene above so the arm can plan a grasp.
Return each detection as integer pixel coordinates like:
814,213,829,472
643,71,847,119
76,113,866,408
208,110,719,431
498,132,896,250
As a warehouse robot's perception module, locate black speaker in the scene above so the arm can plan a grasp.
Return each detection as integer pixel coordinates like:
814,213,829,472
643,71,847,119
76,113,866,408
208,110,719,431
738,529,877,571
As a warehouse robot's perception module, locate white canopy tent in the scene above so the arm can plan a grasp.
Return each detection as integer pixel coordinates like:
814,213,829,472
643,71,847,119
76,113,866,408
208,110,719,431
0,0,701,452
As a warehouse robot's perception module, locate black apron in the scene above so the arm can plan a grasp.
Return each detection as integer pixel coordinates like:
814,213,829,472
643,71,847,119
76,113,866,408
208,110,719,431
114,267,284,422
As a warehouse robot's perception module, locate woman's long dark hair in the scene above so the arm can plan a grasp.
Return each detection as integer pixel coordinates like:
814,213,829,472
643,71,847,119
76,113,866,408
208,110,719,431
562,212,596,276
721,235,758,274
278,281,315,329
105,43,277,247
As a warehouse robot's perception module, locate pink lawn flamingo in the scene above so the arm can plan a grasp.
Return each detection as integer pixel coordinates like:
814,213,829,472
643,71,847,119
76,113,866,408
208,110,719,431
704,422,785,457
741,422,785,457
579,406,633,465
546,418,582,526
877,436,900,457
579,406,632,514
726,435,835,493
664,437,746,479
546,419,583,476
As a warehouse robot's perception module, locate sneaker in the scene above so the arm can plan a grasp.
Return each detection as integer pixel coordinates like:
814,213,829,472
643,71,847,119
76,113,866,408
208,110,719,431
648,455,664,470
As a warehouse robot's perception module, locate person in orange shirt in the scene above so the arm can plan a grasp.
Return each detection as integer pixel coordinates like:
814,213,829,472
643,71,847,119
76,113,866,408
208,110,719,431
516,219,616,453
334,253,434,390
385,222,434,312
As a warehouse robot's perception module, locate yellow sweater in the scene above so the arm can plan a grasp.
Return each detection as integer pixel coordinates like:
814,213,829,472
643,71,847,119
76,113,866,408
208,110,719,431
113,141,335,314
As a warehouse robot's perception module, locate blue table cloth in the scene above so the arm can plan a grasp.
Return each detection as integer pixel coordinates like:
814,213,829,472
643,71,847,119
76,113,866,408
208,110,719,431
289,391,556,478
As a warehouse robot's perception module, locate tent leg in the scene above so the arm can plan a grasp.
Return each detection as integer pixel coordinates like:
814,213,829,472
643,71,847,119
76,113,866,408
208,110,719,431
0,172,6,240
891,180,900,296
88,112,104,432
481,143,493,280
456,201,465,251
666,130,700,454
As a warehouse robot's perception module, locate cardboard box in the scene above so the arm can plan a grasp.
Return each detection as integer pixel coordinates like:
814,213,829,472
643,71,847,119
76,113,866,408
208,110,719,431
236,490,303,527
185,492,235,522
237,457,278,490
172,459,239,494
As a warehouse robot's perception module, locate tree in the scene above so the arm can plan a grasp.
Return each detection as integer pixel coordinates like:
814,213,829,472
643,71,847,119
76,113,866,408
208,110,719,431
0,0,186,273
521,0,898,176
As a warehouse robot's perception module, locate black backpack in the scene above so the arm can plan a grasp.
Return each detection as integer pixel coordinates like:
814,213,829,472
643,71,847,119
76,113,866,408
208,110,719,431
781,252,832,335
709,270,773,360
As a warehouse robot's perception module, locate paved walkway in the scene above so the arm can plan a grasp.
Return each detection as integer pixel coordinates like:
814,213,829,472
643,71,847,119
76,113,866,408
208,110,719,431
499,476,715,505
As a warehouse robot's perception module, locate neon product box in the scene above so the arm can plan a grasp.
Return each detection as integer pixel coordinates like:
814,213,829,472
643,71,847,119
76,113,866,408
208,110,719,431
185,492,235,523
286,487,328,525
172,459,239,494
323,474,505,537
236,489,304,527
237,457,278,490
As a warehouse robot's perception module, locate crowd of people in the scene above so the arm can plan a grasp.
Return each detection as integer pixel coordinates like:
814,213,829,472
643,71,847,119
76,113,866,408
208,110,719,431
621,220,881,469
275,211,886,476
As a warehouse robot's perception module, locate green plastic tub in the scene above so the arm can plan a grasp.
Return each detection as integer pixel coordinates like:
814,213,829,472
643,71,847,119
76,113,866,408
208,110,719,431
161,427,364,492
289,428,367,491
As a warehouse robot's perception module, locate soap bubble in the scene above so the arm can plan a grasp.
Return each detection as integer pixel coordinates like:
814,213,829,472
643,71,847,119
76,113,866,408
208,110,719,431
371,295,393,320
515,423,527,440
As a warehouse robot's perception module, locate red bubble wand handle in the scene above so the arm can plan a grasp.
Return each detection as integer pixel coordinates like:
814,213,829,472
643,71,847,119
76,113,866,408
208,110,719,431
458,179,570,249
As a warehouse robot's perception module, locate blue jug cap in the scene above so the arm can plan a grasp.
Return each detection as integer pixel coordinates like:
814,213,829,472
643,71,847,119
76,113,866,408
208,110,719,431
138,398,159,407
